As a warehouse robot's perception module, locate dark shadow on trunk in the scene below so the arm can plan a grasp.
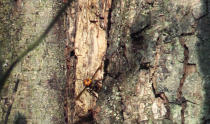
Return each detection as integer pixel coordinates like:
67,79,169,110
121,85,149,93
197,0,210,123
96,1,148,123
13,112,27,124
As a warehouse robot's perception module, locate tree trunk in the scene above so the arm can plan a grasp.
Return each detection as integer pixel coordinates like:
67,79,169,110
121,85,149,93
67,0,210,123
0,0,66,123
0,0,210,124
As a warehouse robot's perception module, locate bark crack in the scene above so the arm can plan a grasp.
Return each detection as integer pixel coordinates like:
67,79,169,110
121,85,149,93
177,37,189,124
106,0,113,38
150,37,171,119
64,41,77,124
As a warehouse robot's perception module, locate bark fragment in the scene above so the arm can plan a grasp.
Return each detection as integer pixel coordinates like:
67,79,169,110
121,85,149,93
66,0,110,123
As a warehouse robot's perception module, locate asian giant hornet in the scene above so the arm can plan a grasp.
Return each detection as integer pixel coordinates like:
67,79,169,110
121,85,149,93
75,63,103,100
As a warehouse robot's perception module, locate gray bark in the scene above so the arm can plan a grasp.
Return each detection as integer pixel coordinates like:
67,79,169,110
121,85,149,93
95,0,210,124
0,0,209,124
0,0,66,123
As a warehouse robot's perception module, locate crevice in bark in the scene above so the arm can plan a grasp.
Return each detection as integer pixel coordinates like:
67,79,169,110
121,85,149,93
139,63,150,70
150,36,171,119
64,2,79,123
64,45,77,124
177,37,189,124
106,0,113,38
180,32,195,37
150,36,161,95
64,20,77,123
103,0,114,80
64,46,70,124
73,110,95,124
103,58,109,78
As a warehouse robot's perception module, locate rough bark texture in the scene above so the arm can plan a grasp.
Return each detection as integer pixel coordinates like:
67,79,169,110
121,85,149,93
0,0,66,123
0,0,210,124
92,0,209,124
65,0,111,123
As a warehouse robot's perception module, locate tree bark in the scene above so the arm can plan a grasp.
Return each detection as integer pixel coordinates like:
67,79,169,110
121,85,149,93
65,0,111,123
0,0,66,123
0,0,210,124
67,0,210,124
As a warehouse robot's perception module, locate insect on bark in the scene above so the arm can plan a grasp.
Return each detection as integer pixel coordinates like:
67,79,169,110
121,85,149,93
75,63,103,100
